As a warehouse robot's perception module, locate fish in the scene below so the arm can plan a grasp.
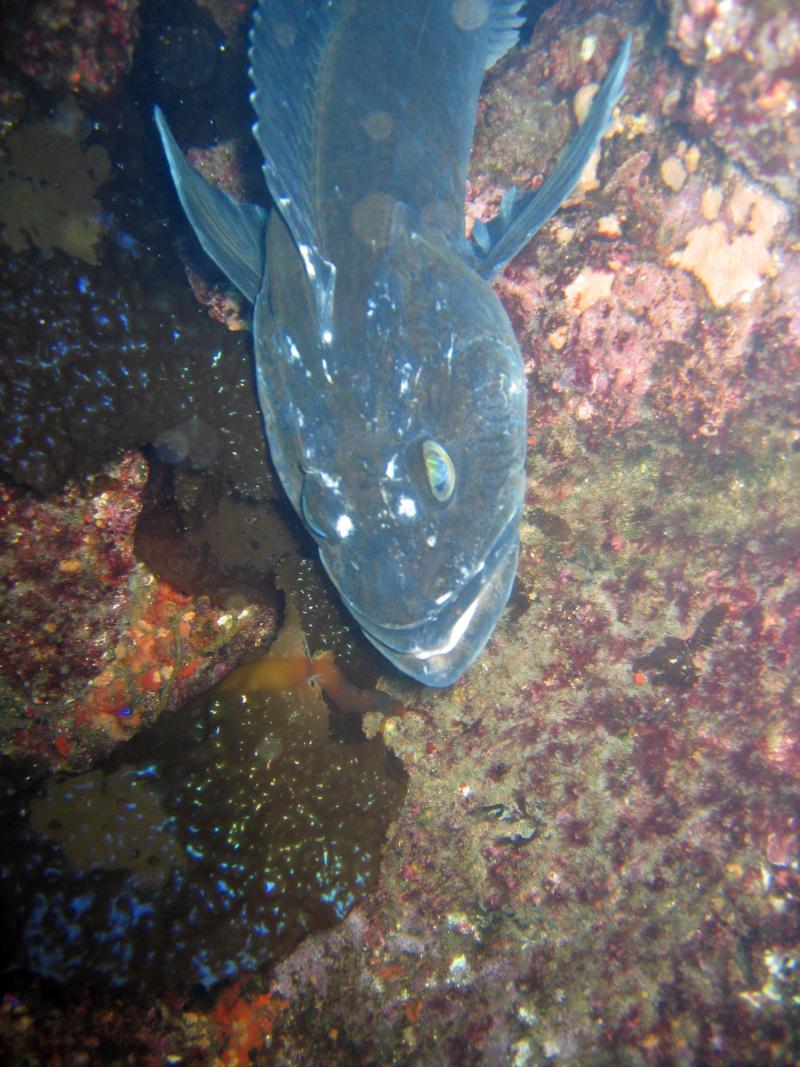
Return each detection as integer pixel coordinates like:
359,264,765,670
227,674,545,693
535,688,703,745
155,1,631,686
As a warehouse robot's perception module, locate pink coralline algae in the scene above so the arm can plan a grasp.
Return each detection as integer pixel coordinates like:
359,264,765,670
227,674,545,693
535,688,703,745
664,0,800,200
471,0,796,451
558,262,699,430
1,0,800,1063
0,451,276,771
7,0,140,96
252,1,800,1063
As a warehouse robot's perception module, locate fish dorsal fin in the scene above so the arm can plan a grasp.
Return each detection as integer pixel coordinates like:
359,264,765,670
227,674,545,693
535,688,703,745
249,0,340,333
485,0,526,70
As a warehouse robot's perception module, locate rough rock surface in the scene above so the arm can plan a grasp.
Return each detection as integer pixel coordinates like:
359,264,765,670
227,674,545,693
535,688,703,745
1,0,799,1064
0,451,278,773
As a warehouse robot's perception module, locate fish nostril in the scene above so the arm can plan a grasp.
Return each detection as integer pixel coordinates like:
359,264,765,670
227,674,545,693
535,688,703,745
300,471,354,544
300,479,334,541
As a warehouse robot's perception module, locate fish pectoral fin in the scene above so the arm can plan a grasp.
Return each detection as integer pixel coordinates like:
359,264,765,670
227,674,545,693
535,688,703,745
154,106,267,304
471,34,632,281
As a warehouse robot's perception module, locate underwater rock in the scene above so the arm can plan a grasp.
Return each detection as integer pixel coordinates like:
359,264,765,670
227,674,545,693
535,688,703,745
247,4,800,1062
471,0,796,449
2,0,800,1062
664,0,800,201
4,0,140,97
0,451,277,772
2,609,406,990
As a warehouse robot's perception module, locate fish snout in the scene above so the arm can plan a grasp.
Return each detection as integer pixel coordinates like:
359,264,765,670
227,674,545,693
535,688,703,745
324,512,521,686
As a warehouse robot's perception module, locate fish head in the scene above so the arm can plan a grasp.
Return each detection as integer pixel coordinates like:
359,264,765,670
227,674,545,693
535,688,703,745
299,209,527,686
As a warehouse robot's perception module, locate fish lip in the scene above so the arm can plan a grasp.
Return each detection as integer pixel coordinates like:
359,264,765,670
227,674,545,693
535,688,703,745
328,509,522,687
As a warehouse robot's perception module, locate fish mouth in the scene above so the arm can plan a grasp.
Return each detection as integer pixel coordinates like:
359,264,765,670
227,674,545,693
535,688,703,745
328,511,521,687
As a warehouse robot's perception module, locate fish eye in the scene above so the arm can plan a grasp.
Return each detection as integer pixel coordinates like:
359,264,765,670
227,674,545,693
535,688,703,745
422,439,455,503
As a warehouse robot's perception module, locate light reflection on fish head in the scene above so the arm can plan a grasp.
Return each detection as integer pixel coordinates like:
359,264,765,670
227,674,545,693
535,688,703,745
300,217,527,686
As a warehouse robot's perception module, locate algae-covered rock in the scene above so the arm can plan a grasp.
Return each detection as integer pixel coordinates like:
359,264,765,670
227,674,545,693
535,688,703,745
3,596,406,990
0,117,110,263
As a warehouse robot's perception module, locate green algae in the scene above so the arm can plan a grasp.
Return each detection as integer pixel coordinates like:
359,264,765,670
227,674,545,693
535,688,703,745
0,116,110,264
30,766,187,891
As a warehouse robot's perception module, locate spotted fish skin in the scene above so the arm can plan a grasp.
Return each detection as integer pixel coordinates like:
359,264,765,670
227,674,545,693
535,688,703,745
156,2,631,686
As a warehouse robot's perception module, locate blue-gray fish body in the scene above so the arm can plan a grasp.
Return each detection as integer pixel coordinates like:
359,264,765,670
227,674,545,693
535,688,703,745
156,1,630,686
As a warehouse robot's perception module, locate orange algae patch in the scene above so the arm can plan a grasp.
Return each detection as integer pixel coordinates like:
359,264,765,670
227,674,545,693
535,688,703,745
219,648,402,718
83,577,249,732
177,657,203,680
405,998,423,1024
669,178,786,307
212,982,288,1067
53,735,72,756
83,675,129,718
216,562,404,720
140,667,163,691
